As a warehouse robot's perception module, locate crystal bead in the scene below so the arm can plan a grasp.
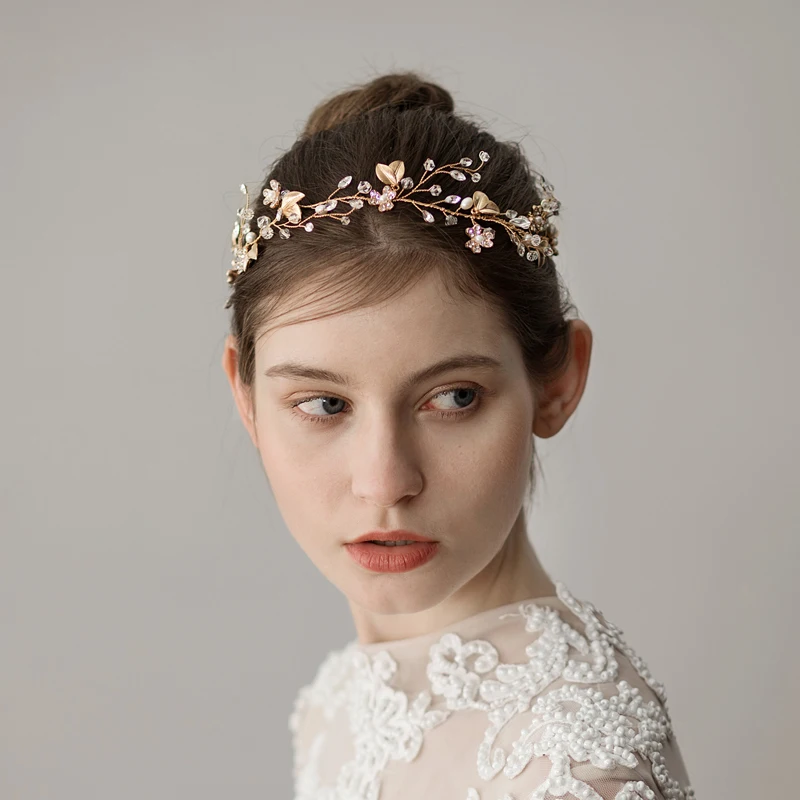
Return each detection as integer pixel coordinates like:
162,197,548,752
471,172,481,182
526,250,537,261
315,204,326,213
460,157,473,167
536,177,556,195
505,209,517,219
429,184,442,195
479,150,490,162
422,210,434,223
338,176,352,189
341,216,350,225
358,181,371,193
400,177,414,189
449,170,467,181
424,158,435,170
239,183,247,194
348,199,364,209
531,235,542,245
445,215,458,225
511,216,531,229
279,228,291,239
518,245,526,256
275,208,283,221
304,222,314,231
262,227,274,239
256,216,270,228
444,195,461,204
325,200,338,211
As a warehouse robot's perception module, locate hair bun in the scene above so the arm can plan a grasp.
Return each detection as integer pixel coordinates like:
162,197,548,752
302,71,455,136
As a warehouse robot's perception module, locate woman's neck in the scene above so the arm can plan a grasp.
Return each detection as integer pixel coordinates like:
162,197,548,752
348,509,556,645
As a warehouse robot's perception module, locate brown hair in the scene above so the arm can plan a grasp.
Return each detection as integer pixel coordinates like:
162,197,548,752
226,71,579,504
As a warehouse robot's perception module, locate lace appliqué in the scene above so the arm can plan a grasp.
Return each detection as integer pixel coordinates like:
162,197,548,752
291,646,354,736
427,582,694,800
554,583,668,712
290,583,695,800
292,644,450,800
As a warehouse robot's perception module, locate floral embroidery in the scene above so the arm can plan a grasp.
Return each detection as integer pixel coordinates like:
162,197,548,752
292,644,449,799
290,583,694,800
506,681,671,796
291,646,354,734
428,604,612,779
553,583,668,710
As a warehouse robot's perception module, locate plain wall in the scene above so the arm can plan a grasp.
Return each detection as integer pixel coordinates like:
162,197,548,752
1,0,797,797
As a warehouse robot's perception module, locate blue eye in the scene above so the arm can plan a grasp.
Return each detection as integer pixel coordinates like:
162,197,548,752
290,385,488,426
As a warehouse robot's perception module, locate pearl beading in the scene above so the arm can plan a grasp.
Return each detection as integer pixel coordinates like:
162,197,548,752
289,582,695,800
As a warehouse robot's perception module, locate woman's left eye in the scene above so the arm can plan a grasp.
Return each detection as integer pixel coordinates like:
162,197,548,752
290,385,488,425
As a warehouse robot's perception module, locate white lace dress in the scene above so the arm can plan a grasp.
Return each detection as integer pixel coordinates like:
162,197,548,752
289,582,694,800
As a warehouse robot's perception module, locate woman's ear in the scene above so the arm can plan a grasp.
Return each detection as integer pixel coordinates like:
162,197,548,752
532,319,593,439
221,334,259,447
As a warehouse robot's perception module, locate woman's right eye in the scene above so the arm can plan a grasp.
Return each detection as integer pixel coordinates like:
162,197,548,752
290,395,349,424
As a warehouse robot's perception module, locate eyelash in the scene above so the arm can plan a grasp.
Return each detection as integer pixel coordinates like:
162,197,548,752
289,385,489,426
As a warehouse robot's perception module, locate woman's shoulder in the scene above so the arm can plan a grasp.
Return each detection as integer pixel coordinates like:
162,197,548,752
287,583,695,799
288,638,357,740
422,582,695,799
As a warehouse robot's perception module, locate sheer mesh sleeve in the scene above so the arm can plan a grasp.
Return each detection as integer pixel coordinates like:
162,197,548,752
459,754,670,799
285,586,695,800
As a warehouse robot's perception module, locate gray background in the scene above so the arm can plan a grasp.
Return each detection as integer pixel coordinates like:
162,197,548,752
1,0,797,797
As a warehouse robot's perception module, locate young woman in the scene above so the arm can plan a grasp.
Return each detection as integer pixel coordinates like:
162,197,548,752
221,71,694,800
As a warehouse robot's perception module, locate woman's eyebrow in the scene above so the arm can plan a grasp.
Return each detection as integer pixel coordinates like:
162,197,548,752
263,353,505,393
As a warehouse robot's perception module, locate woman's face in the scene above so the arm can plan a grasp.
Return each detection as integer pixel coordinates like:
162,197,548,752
225,270,543,616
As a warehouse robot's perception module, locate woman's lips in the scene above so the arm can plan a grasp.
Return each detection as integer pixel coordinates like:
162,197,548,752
344,541,439,573
349,530,435,544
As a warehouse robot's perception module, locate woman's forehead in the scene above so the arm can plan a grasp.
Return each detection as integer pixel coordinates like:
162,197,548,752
260,272,501,341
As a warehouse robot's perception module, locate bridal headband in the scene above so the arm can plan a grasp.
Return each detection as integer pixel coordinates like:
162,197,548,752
226,149,560,309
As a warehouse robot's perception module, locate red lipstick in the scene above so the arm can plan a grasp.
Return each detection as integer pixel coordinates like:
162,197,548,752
345,530,439,573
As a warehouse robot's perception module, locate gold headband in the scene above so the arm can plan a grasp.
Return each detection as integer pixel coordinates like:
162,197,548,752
226,150,560,309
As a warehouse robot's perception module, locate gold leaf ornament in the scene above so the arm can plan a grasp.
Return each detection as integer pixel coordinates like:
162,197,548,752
279,190,306,223
375,160,405,187
472,191,500,214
